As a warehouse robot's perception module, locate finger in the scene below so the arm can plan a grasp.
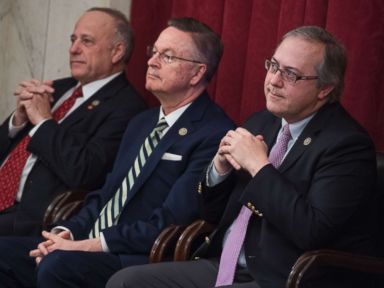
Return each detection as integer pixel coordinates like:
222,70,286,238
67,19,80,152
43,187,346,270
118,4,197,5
235,127,253,136
224,154,241,170
19,79,40,88
255,135,264,141
37,242,51,256
57,230,71,239
42,80,54,87
29,248,42,258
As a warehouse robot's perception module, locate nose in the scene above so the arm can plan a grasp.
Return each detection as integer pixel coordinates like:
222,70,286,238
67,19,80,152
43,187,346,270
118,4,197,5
269,69,284,86
147,52,161,67
69,40,81,54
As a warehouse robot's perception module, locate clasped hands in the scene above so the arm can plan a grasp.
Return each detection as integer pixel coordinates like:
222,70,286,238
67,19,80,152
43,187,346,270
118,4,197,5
29,230,102,266
13,79,55,126
213,127,270,177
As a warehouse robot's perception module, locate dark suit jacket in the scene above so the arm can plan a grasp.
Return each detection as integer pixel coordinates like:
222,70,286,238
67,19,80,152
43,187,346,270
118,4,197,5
0,73,146,235
196,102,377,288
59,92,234,266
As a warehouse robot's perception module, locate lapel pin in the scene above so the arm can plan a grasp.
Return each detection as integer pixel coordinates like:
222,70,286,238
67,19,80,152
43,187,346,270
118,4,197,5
178,128,188,136
92,100,100,106
303,137,312,146
87,100,100,110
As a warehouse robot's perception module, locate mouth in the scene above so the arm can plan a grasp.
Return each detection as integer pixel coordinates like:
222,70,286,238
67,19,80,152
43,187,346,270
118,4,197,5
70,60,85,66
267,87,283,98
146,72,160,80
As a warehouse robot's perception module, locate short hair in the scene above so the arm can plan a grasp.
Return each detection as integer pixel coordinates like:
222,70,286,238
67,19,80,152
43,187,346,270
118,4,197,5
281,26,347,102
168,17,223,83
87,7,133,63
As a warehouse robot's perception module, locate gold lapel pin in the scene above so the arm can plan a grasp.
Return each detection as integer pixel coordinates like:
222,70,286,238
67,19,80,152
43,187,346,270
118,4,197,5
179,128,188,136
92,100,100,106
87,100,100,110
303,137,312,146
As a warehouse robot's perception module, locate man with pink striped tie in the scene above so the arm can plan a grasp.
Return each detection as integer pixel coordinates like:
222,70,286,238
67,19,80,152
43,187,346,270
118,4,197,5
107,26,377,288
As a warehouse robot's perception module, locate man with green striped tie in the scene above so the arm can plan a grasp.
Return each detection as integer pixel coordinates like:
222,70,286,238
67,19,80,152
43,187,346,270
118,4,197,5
0,17,234,288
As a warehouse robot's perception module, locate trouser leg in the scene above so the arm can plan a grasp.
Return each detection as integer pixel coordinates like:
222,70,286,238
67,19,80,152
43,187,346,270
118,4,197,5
0,236,42,288
37,250,122,288
106,258,260,288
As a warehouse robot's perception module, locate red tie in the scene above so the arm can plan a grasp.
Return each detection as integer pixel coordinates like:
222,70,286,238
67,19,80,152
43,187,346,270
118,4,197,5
0,86,83,211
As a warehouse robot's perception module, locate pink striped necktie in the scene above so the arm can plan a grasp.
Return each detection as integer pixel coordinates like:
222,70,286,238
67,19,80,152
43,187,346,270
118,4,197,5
215,124,291,287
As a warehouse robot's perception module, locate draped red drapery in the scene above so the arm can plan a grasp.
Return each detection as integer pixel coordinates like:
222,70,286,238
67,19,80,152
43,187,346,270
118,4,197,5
127,0,384,151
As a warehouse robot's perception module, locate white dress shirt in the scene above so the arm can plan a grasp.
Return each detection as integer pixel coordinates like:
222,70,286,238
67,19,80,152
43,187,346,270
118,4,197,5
5,72,121,201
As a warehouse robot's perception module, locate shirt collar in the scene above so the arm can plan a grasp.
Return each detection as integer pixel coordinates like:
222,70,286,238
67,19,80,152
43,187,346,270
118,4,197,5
159,102,192,128
76,72,122,100
282,113,316,142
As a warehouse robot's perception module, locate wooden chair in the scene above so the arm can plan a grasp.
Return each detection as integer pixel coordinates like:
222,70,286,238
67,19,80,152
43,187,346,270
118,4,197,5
149,152,384,286
42,190,87,230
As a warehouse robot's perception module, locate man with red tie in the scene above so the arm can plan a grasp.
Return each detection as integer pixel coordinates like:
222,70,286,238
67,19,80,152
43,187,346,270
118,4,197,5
0,7,146,236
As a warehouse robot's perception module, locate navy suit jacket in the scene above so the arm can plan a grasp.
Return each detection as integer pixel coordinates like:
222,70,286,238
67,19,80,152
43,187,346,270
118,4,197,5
0,73,146,235
197,102,377,288
59,92,234,266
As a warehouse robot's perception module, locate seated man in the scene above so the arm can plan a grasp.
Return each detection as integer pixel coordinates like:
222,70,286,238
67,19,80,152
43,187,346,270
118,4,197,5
0,17,234,288
106,26,378,288
0,7,146,236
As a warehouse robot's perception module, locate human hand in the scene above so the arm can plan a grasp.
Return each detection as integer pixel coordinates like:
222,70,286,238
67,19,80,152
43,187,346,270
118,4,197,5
29,230,70,265
14,80,54,125
213,131,237,174
218,128,270,176
29,230,102,265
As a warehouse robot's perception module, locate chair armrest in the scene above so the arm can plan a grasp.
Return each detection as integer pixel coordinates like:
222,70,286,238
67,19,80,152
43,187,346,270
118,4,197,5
174,220,216,261
286,250,384,288
42,190,87,230
149,225,185,263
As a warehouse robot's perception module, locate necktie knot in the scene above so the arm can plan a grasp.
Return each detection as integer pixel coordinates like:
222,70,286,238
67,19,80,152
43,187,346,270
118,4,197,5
72,86,83,98
153,117,168,136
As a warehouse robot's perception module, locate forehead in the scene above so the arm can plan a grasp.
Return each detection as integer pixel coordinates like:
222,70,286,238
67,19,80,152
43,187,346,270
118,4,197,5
73,11,115,37
273,36,325,71
154,27,195,53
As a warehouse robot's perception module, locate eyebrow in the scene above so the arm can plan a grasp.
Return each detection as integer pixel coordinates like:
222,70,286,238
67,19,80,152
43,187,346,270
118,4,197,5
153,45,176,55
271,57,303,74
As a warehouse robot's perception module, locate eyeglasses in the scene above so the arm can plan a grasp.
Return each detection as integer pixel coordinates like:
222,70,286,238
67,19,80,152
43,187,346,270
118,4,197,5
147,45,203,64
265,59,319,83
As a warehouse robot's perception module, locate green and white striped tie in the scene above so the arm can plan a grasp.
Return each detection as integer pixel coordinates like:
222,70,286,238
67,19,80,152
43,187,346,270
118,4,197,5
89,117,168,238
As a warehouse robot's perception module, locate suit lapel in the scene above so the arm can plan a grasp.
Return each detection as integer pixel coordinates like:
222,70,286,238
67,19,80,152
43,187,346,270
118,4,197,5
55,74,128,127
279,103,333,172
125,92,211,202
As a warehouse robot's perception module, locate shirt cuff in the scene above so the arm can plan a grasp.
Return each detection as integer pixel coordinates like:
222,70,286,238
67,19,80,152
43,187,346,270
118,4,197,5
100,232,110,252
206,161,232,187
8,112,27,138
50,226,74,240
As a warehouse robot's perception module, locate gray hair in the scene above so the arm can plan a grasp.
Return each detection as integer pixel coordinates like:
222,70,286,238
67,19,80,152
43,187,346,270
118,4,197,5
282,26,347,102
168,17,223,83
87,7,134,63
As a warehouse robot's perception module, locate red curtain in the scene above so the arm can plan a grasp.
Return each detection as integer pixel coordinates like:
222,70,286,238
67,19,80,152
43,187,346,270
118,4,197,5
127,0,384,151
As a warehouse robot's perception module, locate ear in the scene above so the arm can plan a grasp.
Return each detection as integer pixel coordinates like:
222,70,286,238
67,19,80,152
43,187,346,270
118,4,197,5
318,84,334,100
111,42,126,64
190,64,207,86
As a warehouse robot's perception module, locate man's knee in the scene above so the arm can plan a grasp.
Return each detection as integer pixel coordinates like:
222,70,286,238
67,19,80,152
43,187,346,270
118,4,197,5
37,250,73,281
106,266,149,288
